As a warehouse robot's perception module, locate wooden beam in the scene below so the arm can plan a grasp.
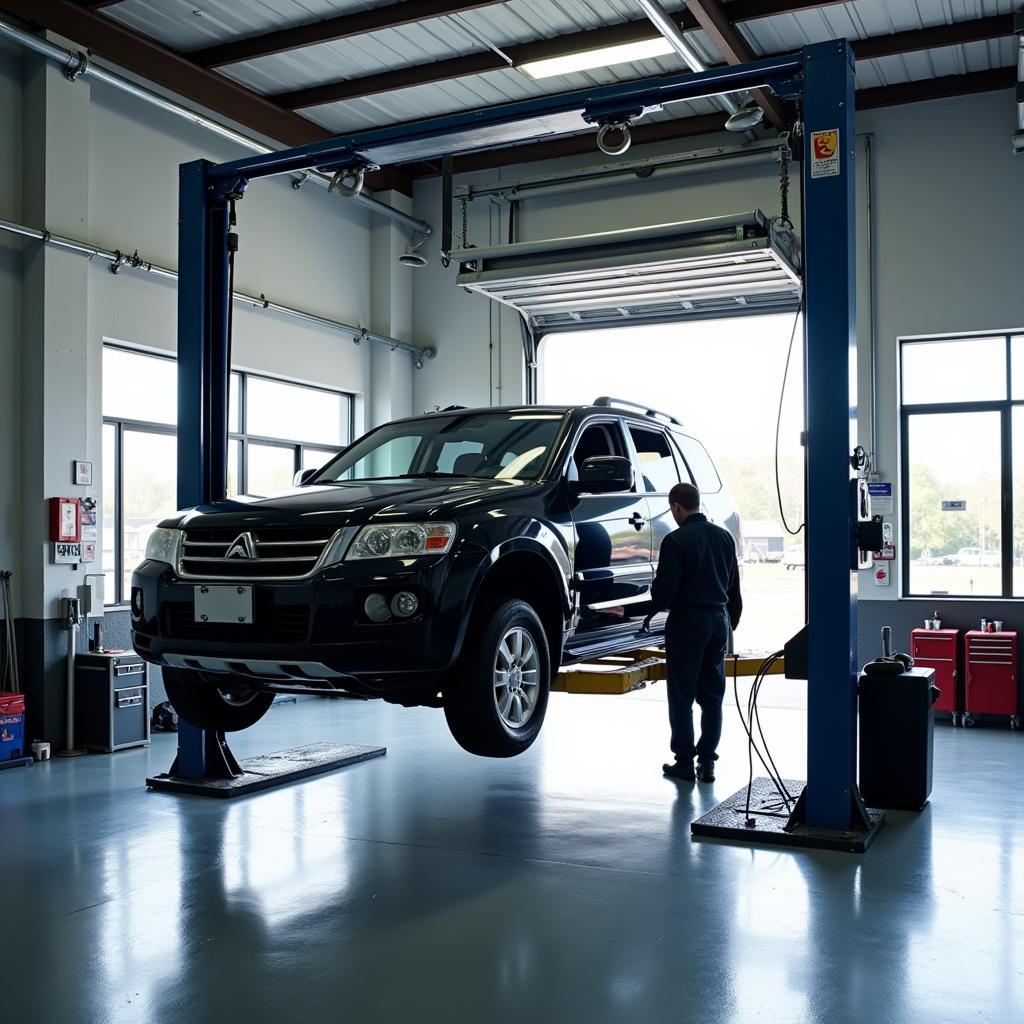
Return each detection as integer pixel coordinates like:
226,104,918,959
0,0,412,193
190,0,504,70
852,14,1015,61
683,0,788,130
404,66,1017,178
856,66,1016,110
272,0,846,109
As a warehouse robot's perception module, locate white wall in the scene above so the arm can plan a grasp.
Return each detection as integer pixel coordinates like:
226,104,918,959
0,41,23,604
411,89,1024,597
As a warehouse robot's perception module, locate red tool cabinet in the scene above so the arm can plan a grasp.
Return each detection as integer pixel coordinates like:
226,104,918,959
911,629,961,724
964,631,1021,730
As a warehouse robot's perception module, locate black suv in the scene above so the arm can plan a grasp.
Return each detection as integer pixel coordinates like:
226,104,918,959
131,398,739,757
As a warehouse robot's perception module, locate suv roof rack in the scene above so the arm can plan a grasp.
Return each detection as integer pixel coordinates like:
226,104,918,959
593,396,681,426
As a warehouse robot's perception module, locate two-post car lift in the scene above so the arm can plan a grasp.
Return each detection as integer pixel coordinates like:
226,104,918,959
154,40,879,848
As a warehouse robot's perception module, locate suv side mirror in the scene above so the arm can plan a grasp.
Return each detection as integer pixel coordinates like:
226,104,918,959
293,468,318,487
577,456,633,494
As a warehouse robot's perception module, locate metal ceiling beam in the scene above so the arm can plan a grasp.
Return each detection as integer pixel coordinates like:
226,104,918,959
682,0,788,130
0,0,413,194
851,14,1014,61
190,0,505,70
404,66,1018,178
73,1,125,9
271,0,845,109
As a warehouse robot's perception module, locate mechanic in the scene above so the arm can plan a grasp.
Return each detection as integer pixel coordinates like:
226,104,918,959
643,482,743,783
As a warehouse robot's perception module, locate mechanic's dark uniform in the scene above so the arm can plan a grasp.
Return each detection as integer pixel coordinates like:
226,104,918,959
650,514,742,764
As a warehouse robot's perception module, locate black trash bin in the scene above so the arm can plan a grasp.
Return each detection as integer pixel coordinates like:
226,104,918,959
859,666,939,811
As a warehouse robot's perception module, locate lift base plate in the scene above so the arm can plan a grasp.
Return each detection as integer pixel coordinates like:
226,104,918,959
147,741,385,798
691,777,885,853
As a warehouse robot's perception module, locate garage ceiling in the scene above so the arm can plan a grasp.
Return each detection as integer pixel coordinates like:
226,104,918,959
1,0,1018,186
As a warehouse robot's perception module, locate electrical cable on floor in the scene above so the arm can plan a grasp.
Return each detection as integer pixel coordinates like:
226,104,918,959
775,303,805,536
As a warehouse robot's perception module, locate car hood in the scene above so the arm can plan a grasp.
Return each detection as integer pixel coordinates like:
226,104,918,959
165,478,546,532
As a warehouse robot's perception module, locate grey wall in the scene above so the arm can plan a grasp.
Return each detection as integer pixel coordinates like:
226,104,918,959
411,89,1024,617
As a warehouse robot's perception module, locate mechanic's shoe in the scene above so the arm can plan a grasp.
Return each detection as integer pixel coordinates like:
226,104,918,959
663,760,696,781
696,761,716,783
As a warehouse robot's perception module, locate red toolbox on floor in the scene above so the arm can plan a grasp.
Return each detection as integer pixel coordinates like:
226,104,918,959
964,631,1021,729
911,629,961,723
0,692,26,761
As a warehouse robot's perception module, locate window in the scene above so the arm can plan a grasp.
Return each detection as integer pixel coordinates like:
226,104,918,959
102,345,353,605
628,426,680,493
901,332,1024,597
674,433,720,493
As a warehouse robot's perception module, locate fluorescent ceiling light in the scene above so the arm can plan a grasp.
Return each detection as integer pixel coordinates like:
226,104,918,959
520,37,674,80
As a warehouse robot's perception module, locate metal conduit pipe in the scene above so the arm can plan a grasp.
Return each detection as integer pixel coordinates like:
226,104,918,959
633,0,741,115
0,16,432,242
0,218,436,365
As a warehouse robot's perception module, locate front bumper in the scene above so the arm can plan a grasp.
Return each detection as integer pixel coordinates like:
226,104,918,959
130,550,483,693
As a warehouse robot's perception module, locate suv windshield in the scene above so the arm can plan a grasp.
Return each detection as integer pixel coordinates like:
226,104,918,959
314,411,567,483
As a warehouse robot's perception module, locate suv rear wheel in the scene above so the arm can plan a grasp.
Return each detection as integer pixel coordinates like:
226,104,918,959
163,667,275,732
444,599,551,757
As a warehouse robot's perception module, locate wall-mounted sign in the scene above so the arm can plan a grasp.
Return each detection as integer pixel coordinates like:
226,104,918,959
74,460,93,486
53,542,82,564
810,129,840,178
868,482,893,516
873,561,891,587
942,500,967,512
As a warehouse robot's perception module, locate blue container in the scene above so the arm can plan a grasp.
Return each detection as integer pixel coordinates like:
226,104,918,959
0,693,26,761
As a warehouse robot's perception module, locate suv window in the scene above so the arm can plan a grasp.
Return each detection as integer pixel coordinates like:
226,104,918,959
674,432,721,493
628,426,680,493
571,421,626,477
317,412,565,482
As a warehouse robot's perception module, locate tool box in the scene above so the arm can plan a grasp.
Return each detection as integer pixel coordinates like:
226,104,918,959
910,628,961,724
0,692,26,762
963,630,1020,729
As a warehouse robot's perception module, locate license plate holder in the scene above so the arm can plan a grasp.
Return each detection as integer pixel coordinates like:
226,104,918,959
194,585,253,625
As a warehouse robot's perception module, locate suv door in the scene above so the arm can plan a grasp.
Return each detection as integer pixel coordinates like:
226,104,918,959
567,419,653,637
625,422,687,634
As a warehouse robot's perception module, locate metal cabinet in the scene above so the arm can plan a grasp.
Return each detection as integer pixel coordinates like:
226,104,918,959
911,629,961,724
964,631,1021,730
74,652,151,752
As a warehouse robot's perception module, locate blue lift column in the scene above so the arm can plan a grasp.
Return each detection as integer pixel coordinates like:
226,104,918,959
800,40,861,832
169,158,237,781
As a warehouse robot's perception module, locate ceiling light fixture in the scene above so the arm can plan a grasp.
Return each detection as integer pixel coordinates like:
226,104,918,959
725,102,765,132
520,37,674,80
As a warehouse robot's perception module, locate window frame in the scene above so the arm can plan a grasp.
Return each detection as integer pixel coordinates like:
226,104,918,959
900,331,1022,600
624,423,682,495
102,344,354,606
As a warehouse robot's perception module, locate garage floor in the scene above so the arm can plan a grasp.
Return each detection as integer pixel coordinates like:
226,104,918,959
3,685,1023,1023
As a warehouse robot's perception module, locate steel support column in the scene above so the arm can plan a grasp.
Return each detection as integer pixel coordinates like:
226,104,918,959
800,40,859,829
173,159,234,780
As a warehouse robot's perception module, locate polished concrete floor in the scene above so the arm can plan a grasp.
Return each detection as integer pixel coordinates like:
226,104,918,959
3,683,1022,1024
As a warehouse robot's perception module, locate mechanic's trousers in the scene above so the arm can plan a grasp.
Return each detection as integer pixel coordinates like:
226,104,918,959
664,606,729,763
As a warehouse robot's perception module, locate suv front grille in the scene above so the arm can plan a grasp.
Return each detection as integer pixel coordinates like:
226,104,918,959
179,527,334,580
162,602,311,644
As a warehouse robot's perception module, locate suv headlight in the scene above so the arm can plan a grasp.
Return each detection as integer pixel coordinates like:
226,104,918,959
145,527,184,568
345,523,456,561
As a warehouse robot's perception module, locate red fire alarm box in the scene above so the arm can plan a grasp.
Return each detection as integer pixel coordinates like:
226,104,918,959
911,628,961,724
49,497,81,543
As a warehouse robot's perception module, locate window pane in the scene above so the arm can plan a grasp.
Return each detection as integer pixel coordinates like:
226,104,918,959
1010,336,1024,400
1013,409,1024,596
674,433,721,493
103,347,177,424
334,436,421,480
102,424,117,603
246,377,346,445
629,427,680,493
902,338,1006,405
227,438,241,497
907,411,1001,596
302,446,339,473
229,373,240,433
247,443,295,494
122,431,177,599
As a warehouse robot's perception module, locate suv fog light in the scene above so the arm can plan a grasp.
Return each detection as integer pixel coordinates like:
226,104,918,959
131,588,144,619
391,591,419,618
364,593,391,622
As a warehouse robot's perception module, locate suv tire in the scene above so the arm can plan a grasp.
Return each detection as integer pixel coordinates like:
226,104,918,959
163,667,275,732
444,599,551,758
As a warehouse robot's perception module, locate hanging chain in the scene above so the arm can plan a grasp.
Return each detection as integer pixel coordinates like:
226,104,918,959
777,130,793,229
460,197,469,249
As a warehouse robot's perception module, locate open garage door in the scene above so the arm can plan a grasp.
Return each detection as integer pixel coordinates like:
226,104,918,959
454,210,800,333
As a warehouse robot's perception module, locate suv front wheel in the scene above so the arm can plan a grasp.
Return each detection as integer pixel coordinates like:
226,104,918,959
444,599,551,757
163,667,275,732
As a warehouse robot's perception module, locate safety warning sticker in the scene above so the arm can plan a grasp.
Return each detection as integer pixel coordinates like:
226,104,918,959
810,129,840,178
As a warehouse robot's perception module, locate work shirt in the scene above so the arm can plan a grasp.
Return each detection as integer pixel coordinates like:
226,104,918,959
649,513,743,628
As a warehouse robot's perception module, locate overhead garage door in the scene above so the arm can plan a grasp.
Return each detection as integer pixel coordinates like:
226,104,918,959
453,210,801,333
